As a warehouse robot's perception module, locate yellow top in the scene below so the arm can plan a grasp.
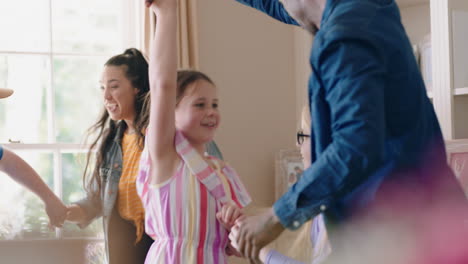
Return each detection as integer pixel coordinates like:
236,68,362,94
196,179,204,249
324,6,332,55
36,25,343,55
118,132,145,243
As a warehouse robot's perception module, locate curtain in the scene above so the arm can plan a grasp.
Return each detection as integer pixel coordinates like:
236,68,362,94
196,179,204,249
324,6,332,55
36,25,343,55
142,0,199,69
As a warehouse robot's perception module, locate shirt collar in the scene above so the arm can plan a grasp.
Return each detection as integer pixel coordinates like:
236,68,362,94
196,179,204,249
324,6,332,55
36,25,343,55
320,0,337,30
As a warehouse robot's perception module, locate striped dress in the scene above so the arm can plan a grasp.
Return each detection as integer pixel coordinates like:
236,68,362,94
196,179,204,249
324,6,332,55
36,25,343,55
136,131,251,264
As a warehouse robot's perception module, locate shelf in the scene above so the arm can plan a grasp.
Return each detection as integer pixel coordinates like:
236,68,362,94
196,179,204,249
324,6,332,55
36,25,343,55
397,0,429,8
455,87,468,96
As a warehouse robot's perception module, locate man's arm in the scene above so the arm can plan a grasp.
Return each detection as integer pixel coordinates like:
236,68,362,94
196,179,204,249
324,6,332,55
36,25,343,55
0,146,68,227
235,0,299,26
275,32,387,229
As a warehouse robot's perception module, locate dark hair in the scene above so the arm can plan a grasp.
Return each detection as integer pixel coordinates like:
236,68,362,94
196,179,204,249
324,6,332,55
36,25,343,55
176,69,215,105
83,48,150,195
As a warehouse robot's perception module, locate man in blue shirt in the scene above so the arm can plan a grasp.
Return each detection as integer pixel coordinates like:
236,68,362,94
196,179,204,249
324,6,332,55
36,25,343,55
230,0,467,260
0,88,68,228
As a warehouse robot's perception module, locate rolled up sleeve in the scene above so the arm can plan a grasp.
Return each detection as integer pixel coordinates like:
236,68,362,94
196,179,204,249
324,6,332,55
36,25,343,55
235,0,299,26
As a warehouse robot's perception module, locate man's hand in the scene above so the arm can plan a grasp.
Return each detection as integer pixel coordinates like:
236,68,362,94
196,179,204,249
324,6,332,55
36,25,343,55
230,207,285,261
44,195,69,228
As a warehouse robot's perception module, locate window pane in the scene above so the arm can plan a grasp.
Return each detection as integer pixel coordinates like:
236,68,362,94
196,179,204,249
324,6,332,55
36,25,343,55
51,0,122,54
62,152,103,238
0,151,54,240
61,152,92,205
0,55,49,143
54,56,103,143
0,0,50,52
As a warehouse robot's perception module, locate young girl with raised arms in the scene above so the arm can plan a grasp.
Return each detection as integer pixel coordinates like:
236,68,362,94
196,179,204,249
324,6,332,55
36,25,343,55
136,0,251,263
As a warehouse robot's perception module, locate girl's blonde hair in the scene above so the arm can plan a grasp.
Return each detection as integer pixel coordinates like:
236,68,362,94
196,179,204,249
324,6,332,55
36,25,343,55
274,104,331,263
284,104,314,261
269,104,313,262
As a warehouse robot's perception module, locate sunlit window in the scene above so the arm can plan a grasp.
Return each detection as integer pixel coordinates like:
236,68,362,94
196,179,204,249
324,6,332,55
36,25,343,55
0,0,142,257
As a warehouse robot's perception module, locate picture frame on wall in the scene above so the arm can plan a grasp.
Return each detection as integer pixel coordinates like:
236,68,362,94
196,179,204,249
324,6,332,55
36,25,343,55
445,139,468,195
275,149,304,200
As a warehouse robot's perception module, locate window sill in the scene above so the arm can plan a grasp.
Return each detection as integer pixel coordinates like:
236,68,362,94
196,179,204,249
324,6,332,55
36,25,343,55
0,238,104,264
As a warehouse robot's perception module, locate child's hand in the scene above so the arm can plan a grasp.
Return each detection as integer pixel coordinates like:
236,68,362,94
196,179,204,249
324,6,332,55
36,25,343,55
225,242,243,257
216,203,243,230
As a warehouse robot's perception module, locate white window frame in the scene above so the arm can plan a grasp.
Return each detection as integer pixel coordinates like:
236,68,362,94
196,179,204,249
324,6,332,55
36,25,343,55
0,0,144,240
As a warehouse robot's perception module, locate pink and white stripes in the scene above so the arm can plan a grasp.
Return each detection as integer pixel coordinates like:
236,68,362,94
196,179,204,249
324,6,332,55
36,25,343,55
137,131,251,263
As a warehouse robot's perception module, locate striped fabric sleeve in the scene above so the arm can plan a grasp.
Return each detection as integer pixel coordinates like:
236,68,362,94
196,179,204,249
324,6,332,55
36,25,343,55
222,165,252,208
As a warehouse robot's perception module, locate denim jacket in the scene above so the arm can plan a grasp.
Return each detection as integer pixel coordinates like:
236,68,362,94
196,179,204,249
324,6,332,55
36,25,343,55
74,121,223,262
236,0,462,233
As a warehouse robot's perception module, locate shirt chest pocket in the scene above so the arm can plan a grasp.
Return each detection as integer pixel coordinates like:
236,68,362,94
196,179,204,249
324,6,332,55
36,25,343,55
99,167,110,181
100,161,122,183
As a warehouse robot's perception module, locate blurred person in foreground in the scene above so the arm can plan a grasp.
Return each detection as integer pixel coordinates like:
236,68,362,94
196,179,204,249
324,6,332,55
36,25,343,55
228,0,468,262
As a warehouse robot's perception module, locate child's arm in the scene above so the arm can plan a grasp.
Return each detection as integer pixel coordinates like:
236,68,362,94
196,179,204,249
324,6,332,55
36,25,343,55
65,204,88,224
216,203,243,230
217,203,244,257
0,147,68,227
146,0,179,184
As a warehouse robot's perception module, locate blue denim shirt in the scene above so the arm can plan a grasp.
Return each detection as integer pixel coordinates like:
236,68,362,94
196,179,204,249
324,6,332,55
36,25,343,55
0,145,3,160
236,0,456,230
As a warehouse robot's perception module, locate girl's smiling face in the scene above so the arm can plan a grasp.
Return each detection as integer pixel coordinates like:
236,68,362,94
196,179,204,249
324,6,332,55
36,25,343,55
175,79,220,145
